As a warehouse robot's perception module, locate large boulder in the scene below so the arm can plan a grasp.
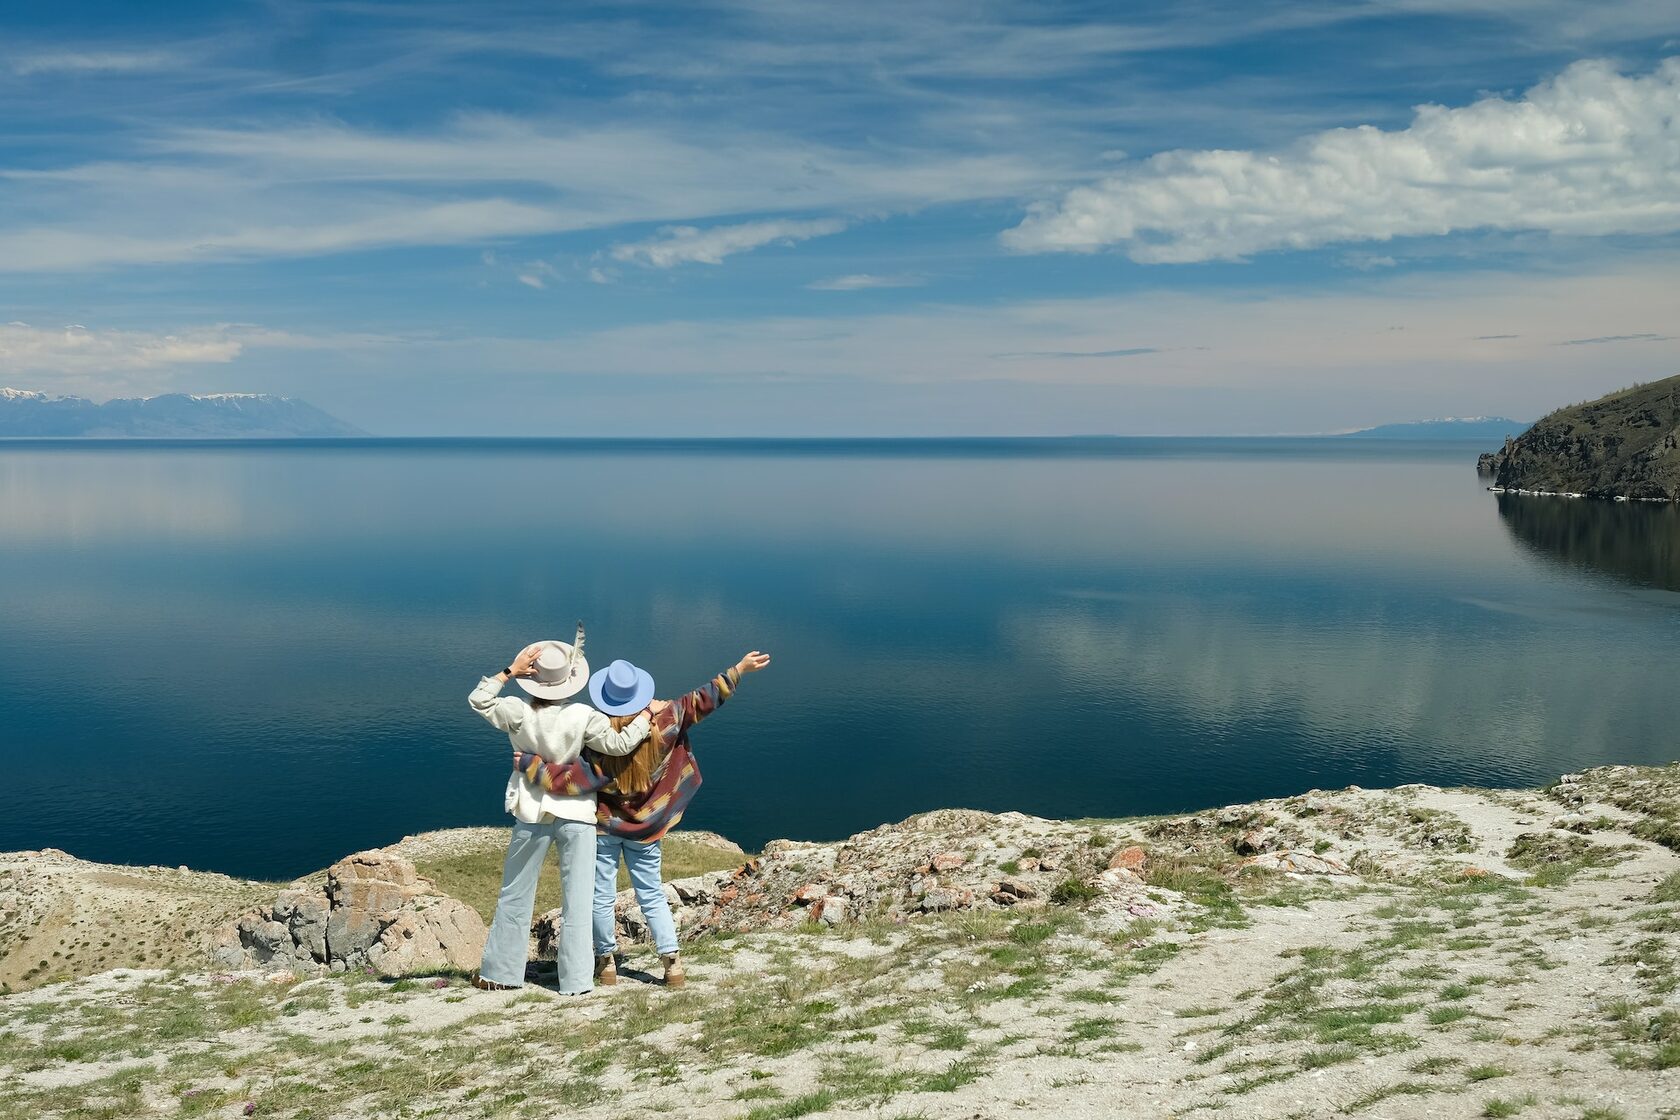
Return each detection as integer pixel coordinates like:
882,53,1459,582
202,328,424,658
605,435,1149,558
211,850,486,977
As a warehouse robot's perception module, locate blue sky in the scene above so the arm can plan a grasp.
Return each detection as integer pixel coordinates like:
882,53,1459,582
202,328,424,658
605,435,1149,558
2,1,1678,435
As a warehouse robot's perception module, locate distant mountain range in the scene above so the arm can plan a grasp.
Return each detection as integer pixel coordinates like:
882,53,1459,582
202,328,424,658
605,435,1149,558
1338,416,1531,440
0,389,364,438
1478,374,1680,500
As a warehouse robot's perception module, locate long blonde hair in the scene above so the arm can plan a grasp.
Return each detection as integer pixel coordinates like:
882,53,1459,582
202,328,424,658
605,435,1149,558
597,711,664,795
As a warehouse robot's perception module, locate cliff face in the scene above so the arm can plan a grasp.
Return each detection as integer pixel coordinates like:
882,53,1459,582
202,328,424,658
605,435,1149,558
1481,373,1680,499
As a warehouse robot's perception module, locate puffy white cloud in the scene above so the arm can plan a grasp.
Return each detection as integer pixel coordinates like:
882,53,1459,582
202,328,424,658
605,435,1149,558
806,273,926,290
1004,58,1680,262
609,218,846,268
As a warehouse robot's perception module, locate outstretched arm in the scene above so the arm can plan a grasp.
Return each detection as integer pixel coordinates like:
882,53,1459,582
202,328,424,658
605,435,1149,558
672,650,771,732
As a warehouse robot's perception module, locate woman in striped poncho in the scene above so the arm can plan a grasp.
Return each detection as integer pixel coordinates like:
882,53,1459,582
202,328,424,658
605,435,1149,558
511,649,770,989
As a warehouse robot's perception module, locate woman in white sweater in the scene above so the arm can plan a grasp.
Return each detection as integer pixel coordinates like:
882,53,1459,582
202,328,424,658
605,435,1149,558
468,627,649,994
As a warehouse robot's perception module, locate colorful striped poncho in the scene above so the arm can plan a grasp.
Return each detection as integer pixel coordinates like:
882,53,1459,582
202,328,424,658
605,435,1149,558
511,665,741,843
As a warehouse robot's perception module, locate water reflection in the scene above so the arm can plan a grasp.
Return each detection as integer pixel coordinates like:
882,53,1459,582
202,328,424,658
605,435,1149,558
1497,493,1680,592
1,441,1677,878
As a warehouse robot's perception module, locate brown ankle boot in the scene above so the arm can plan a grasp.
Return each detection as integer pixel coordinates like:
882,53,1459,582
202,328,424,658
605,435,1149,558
661,953,685,989
594,954,618,987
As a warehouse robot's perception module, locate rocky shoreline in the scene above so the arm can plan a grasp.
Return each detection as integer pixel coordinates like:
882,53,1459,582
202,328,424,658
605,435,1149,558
1484,484,1675,503
1476,373,1680,501
3,764,1678,1119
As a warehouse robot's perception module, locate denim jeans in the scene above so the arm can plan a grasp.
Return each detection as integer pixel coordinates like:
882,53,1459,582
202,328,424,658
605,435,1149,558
478,818,596,993
593,835,679,957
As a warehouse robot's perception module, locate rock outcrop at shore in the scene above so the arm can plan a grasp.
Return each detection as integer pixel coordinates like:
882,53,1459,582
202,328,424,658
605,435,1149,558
575,802,1368,958
1480,372,1680,500
210,850,486,976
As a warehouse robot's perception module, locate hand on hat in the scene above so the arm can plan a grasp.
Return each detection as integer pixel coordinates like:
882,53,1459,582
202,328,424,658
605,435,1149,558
508,644,543,678
736,650,771,675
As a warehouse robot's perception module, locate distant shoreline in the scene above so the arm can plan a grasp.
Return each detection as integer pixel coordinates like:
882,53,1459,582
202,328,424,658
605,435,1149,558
0,433,1505,445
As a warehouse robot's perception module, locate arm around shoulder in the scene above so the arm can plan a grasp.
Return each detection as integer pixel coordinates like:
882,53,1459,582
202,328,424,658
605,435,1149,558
583,709,652,756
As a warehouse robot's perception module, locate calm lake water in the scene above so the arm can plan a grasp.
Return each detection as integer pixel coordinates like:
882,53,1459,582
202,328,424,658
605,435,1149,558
2,438,1677,880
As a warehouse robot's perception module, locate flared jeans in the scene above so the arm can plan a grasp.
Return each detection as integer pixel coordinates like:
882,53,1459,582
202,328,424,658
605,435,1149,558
477,817,595,993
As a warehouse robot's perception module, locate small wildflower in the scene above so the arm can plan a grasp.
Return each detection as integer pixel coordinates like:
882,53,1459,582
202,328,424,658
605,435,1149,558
243,1102,256,1116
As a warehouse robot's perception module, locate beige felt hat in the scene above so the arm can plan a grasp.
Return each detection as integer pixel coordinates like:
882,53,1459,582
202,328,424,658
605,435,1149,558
514,622,590,700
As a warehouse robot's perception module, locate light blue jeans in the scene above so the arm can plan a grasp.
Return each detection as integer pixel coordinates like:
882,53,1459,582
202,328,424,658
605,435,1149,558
593,835,679,958
478,818,596,993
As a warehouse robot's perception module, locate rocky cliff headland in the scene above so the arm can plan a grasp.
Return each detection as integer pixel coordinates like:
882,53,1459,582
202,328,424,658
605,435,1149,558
3,766,1678,1119
1479,374,1680,500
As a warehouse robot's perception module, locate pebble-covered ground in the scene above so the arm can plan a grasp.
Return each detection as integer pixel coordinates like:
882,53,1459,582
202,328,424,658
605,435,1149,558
1,764,1677,1120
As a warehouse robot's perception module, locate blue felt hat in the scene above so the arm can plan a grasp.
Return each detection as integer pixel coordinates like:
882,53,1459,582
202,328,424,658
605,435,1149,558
589,658,656,716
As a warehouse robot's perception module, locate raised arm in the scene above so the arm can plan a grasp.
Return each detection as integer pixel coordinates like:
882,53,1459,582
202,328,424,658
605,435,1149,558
671,650,771,732
581,709,652,756
468,644,543,734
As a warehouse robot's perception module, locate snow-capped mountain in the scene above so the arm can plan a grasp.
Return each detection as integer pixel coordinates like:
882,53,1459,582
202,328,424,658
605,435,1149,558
0,390,365,437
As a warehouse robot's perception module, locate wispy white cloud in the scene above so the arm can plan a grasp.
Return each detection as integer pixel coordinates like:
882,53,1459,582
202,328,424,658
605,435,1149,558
992,347,1158,360
9,49,181,76
0,114,1052,271
10,259,1680,432
515,259,557,288
806,273,926,291
0,199,561,271
609,218,847,268
1554,332,1672,345
398,255,1680,431
1341,253,1398,270
0,321,248,373
0,321,374,401
1005,58,1680,262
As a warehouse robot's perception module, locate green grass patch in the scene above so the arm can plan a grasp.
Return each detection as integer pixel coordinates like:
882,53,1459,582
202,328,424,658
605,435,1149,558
920,1058,985,1092
742,1090,838,1120
1343,1081,1437,1113
1066,1016,1117,1042
413,834,749,922
1049,876,1099,905
819,1052,914,1104
1504,832,1621,888
1300,1045,1359,1069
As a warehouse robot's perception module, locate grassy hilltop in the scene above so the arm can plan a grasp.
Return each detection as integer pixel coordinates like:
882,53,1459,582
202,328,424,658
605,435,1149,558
2,767,1678,1120
1482,374,1680,500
